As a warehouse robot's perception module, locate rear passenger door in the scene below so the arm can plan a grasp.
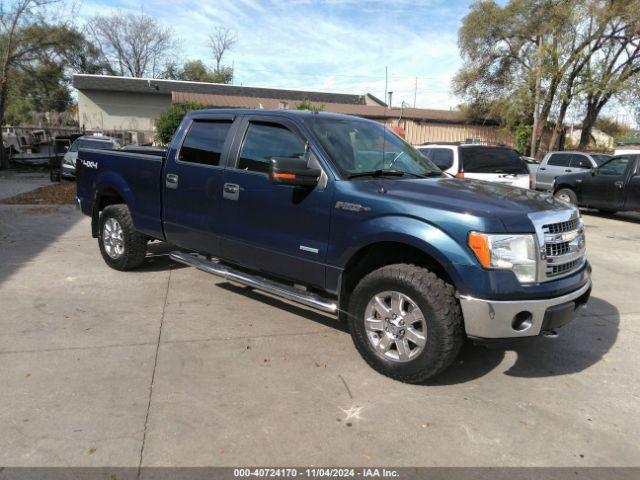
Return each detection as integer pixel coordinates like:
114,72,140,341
218,116,334,289
163,115,235,254
538,153,572,189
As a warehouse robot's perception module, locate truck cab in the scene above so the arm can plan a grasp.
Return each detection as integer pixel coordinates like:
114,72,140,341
76,110,591,383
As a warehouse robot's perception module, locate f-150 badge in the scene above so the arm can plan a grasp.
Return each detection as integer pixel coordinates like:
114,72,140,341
335,201,371,212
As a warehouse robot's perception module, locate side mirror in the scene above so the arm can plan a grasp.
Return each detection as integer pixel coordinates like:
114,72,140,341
590,168,597,176
269,157,320,187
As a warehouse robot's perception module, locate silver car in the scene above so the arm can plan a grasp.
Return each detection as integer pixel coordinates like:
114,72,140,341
535,151,612,190
62,135,119,179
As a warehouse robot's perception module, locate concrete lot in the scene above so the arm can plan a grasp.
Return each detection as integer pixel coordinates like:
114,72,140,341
0,189,639,467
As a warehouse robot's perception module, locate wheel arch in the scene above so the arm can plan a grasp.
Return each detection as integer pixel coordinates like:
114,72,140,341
337,240,462,320
91,186,127,237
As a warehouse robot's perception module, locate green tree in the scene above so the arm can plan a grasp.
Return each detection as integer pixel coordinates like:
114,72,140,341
454,0,640,157
156,101,206,145
296,99,323,112
161,59,233,84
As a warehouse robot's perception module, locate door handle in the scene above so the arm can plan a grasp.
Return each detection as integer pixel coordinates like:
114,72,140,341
224,183,239,194
540,167,546,170
565,169,572,172
615,181,624,188
223,182,240,200
166,173,179,189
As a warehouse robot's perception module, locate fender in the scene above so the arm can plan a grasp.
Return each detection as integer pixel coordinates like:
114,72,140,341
331,214,479,291
90,171,136,237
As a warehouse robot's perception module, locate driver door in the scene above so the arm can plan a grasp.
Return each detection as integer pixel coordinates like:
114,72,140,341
582,156,632,209
218,116,334,289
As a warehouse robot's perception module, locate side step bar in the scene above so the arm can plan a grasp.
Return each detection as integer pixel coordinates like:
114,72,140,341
169,251,338,314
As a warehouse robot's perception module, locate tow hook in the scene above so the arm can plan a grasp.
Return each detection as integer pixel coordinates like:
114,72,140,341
542,329,559,339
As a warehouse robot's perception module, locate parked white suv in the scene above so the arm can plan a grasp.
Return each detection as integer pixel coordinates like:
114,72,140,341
417,144,531,189
535,151,612,190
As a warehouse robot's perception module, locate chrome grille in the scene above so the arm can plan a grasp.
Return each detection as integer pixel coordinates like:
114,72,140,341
528,209,586,283
546,241,571,257
543,218,579,234
547,258,583,277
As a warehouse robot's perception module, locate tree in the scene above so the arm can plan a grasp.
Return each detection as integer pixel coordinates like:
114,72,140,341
454,0,640,157
156,101,206,145
160,59,233,84
208,26,236,83
296,99,323,112
87,11,178,78
0,0,70,169
577,1,640,148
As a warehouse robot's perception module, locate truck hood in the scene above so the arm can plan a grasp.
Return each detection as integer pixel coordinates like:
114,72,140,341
351,177,573,232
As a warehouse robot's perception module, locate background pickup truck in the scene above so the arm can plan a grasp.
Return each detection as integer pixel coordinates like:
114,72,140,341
76,109,591,383
535,151,612,191
553,154,640,214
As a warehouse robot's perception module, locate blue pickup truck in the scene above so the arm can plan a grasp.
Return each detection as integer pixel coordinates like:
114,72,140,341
76,109,591,382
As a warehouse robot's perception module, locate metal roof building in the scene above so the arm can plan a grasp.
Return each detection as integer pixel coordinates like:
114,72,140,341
73,74,512,146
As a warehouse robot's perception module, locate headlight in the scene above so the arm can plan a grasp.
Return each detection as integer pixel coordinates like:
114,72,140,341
468,232,537,283
63,156,75,167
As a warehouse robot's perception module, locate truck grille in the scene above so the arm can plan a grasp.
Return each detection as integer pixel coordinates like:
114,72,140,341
529,210,586,283
543,218,580,234
545,241,571,257
547,257,583,277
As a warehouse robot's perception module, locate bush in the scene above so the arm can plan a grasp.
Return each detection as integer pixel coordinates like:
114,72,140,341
156,102,206,145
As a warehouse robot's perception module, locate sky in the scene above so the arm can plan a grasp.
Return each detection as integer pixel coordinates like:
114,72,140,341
75,0,474,110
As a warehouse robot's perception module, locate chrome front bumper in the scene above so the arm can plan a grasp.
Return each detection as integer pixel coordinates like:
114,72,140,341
459,280,592,339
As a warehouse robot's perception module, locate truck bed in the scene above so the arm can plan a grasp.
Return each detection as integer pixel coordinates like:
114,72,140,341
76,149,165,239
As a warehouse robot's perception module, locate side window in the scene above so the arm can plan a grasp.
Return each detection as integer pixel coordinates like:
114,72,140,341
179,121,232,166
432,149,454,170
598,157,630,176
570,154,592,169
238,122,306,174
547,154,570,167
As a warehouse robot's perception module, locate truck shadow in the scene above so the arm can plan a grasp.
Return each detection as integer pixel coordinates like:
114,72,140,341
426,296,619,385
135,242,188,272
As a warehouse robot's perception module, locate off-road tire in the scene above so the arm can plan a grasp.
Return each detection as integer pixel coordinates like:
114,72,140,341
554,188,578,205
348,264,464,383
98,204,147,271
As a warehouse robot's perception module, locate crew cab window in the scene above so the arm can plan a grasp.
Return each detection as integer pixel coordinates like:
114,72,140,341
547,154,571,167
459,146,528,174
570,154,591,169
598,157,630,176
180,121,231,166
420,148,453,170
238,122,305,174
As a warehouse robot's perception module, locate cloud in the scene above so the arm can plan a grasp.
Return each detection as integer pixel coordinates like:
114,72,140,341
76,0,467,109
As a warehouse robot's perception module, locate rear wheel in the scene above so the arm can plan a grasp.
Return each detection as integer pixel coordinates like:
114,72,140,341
554,188,578,205
98,204,148,270
348,264,463,383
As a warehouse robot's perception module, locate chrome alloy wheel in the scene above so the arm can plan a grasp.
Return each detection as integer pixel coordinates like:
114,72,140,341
557,192,572,203
103,218,125,259
364,291,427,363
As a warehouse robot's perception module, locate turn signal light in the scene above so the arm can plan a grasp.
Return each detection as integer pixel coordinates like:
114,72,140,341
273,173,297,179
468,232,490,268
455,172,465,179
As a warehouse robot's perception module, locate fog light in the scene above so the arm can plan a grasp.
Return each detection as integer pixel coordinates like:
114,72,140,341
512,311,532,331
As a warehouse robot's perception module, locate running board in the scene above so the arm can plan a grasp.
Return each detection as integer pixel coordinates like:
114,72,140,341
169,251,338,314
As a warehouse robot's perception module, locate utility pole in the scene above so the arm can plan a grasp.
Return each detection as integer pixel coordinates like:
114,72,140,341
413,77,417,108
384,66,388,110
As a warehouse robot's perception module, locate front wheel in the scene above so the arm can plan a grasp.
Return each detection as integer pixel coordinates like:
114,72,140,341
98,204,148,271
554,188,578,205
348,264,464,383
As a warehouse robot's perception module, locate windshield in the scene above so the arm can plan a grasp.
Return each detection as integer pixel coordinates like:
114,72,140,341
460,146,528,174
306,117,441,178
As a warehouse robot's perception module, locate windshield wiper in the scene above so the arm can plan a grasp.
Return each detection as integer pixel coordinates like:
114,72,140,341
347,169,406,179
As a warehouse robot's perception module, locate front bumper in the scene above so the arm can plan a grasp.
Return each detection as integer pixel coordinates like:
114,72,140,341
459,279,592,339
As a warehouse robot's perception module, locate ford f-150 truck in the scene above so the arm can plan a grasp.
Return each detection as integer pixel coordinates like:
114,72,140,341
76,109,591,383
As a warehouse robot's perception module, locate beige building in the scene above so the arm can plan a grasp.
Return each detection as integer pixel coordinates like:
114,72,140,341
74,74,512,146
